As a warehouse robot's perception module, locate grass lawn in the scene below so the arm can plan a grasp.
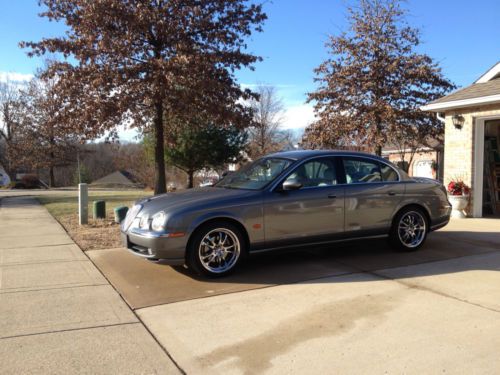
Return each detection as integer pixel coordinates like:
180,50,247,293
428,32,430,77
38,190,153,251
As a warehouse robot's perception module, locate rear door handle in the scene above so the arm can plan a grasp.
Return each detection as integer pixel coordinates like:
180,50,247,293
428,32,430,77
327,194,337,199
388,191,396,196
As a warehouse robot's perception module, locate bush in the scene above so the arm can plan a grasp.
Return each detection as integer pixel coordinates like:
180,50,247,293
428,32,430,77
20,174,41,189
73,165,92,185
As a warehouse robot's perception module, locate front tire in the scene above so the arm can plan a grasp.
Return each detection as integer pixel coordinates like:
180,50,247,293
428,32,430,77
389,207,428,251
187,221,245,277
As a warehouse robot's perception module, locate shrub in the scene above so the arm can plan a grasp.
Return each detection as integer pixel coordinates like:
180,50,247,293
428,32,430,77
20,174,40,189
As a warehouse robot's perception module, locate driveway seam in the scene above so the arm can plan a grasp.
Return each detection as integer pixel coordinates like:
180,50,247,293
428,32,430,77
134,269,361,310
331,258,500,315
0,243,75,250
336,246,500,273
0,258,92,267
0,282,112,295
0,321,141,341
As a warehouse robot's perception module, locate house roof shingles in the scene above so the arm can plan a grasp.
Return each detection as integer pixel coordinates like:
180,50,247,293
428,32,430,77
430,78,500,105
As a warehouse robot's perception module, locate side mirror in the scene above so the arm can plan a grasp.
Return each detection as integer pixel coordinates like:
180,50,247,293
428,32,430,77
282,179,303,191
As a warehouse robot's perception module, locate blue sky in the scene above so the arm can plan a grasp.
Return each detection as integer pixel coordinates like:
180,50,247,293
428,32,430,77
1,0,500,134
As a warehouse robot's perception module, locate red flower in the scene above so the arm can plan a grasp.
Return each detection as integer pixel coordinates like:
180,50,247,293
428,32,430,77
447,180,470,195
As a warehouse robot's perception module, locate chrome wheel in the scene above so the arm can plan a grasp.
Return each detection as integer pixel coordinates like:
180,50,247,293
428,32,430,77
398,211,426,248
198,228,241,274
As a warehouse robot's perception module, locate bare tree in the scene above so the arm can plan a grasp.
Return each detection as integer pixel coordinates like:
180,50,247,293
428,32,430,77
18,75,82,187
0,80,25,179
247,85,288,158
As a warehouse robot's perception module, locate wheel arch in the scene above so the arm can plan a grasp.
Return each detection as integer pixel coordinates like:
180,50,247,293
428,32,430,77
391,203,432,229
186,216,250,254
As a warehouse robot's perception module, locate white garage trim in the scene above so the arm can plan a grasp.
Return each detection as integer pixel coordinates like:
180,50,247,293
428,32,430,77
473,115,500,217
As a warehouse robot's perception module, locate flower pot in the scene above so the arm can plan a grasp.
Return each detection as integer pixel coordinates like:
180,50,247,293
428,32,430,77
448,194,469,218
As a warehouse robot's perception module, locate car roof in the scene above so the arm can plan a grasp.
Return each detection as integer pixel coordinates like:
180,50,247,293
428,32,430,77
267,149,384,161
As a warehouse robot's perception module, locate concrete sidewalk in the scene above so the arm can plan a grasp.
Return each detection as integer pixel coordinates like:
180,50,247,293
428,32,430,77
0,196,180,374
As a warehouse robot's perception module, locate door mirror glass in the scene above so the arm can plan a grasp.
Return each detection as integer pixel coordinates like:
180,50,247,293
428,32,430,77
282,179,303,191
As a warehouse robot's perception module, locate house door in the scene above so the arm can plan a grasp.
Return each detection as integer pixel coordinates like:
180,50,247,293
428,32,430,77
483,120,500,216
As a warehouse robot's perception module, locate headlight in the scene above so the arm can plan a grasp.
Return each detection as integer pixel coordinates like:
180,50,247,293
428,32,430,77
122,204,142,231
151,211,167,232
139,215,149,229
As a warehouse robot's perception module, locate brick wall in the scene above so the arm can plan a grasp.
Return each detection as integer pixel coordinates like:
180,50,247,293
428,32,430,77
443,105,500,216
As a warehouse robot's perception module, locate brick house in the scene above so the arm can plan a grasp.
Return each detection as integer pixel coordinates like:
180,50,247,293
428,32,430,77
382,140,444,181
422,61,500,217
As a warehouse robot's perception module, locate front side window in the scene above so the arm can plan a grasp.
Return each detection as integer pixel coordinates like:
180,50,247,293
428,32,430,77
343,158,382,184
285,158,337,188
216,158,292,190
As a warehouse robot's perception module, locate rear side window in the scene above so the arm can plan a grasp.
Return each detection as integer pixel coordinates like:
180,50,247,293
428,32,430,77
343,158,381,183
380,163,399,181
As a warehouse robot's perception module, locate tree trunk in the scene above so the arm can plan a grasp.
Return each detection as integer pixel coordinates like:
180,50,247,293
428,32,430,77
188,170,194,189
153,100,167,195
49,150,55,187
49,166,55,187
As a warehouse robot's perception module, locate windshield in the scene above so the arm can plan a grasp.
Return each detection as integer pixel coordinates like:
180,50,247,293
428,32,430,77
216,158,293,190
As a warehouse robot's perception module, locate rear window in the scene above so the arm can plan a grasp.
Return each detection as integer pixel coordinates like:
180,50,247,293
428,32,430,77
343,157,399,183
380,163,399,181
343,158,381,183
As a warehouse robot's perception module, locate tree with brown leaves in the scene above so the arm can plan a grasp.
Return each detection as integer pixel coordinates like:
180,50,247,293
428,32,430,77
21,0,266,194
303,0,454,156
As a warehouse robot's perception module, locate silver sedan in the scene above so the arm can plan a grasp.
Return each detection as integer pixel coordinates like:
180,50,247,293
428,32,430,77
121,150,451,277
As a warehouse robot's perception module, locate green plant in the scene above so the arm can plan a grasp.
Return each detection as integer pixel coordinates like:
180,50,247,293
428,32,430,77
73,164,92,185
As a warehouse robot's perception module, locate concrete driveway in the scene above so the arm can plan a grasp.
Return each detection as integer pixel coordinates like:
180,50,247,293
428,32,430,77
86,219,500,374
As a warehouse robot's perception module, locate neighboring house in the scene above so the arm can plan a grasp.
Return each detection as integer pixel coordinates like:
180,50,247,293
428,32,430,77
382,140,444,181
91,170,144,189
422,61,500,217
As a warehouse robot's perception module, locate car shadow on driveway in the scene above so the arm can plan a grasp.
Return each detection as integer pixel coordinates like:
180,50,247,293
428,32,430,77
86,228,500,310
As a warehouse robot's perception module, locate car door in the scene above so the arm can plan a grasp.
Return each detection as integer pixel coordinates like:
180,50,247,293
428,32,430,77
342,156,404,234
263,156,345,248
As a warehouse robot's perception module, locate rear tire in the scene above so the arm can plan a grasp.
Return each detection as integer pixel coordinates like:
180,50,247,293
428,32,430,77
389,207,428,252
187,221,245,277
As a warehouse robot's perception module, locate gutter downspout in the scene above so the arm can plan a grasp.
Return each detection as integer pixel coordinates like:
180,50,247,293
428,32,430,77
436,112,446,124
436,112,446,182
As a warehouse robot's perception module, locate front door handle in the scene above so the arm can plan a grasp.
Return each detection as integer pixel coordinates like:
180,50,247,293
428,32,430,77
388,191,396,196
327,194,337,199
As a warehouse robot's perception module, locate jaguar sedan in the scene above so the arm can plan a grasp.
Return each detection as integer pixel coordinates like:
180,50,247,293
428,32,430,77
121,150,451,277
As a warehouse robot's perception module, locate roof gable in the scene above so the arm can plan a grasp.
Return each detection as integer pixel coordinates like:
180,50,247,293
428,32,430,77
421,61,500,112
475,61,500,83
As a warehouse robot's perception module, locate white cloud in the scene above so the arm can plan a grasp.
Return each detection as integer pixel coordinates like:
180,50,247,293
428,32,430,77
0,71,33,83
281,103,315,130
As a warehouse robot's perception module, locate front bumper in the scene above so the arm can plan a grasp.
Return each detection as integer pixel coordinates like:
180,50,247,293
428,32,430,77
121,229,187,266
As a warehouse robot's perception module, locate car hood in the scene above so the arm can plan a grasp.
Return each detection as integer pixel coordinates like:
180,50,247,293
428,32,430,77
136,187,258,216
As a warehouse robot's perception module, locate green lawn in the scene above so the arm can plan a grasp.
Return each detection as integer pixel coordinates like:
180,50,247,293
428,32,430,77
38,190,153,220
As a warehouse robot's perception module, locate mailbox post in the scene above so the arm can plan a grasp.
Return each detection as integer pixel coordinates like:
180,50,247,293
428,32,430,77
79,183,88,225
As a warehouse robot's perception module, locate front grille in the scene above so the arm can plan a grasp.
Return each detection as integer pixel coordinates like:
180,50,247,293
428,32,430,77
130,244,150,255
